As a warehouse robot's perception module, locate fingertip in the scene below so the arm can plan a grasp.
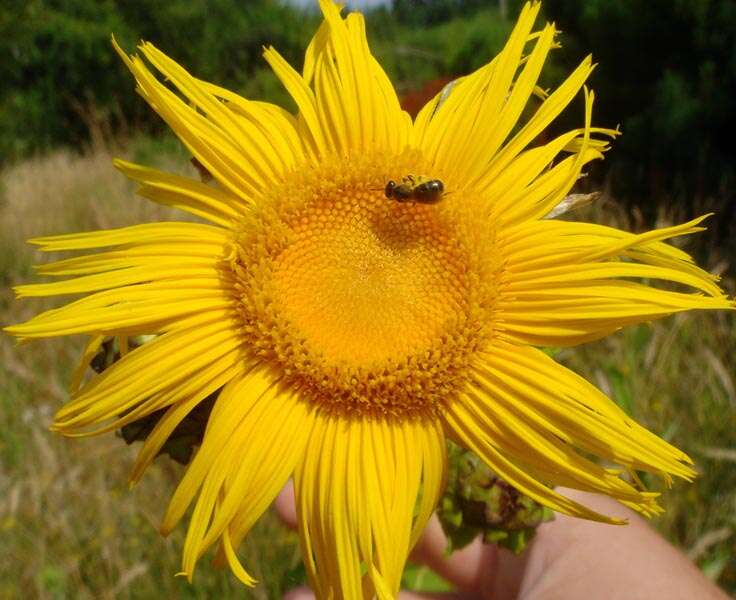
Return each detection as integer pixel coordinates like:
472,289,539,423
410,515,500,594
275,479,298,530
283,585,315,600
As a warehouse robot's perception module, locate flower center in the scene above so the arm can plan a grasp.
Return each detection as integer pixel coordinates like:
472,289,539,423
229,155,498,417
273,195,469,365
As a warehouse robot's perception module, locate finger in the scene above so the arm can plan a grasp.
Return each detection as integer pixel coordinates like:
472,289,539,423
399,592,470,599
283,585,471,600
522,488,731,600
410,515,499,594
275,479,298,529
283,585,313,599
276,486,477,598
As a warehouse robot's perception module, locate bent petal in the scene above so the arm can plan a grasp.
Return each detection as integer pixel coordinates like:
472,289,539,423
113,38,302,203
265,0,409,159
162,369,315,584
50,312,244,433
414,2,606,201
128,359,246,483
113,159,245,226
4,221,238,345
497,216,734,346
444,342,695,523
294,414,446,600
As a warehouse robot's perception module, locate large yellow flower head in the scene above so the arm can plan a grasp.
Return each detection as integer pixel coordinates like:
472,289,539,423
7,1,734,597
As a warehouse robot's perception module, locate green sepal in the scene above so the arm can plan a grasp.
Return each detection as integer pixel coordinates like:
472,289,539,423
88,336,217,465
437,441,554,556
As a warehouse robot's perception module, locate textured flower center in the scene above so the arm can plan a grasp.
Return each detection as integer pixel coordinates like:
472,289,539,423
229,155,498,416
273,195,469,365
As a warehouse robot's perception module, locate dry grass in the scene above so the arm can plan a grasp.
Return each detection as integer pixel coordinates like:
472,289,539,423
0,146,302,599
1,146,734,598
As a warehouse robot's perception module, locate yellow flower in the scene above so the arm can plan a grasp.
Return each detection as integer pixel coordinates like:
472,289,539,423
7,1,733,597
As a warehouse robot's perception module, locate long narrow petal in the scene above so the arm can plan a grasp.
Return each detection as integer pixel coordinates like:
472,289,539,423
263,46,329,158
7,223,231,337
265,1,409,159
416,4,540,175
9,228,232,338
294,414,446,599
27,221,228,252
478,59,596,194
473,128,589,216
51,312,243,432
34,241,227,277
451,21,556,183
496,217,733,346
69,335,105,394
158,370,313,584
196,81,306,168
127,361,245,484
113,38,285,203
7,288,232,338
444,342,694,522
10,224,230,304
413,6,613,222
316,0,408,154
113,159,245,225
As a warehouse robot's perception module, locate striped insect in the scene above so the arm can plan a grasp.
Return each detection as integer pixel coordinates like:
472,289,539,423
384,175,445,204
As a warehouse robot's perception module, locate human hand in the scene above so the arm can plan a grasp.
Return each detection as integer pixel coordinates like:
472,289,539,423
275,482,728,600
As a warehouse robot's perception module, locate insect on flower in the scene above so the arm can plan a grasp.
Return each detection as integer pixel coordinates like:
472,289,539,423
385,175,445,204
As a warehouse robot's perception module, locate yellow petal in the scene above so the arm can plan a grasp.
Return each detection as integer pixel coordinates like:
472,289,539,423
495,217,733,346
52,313,243,432
114,159,245,225
113,37,274,202
444,340,696,521
294,414,446,599
161,370,312,584
128,360,246,483
27,221,228,252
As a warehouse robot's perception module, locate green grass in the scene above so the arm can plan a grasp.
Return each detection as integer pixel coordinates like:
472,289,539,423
1,145,734,598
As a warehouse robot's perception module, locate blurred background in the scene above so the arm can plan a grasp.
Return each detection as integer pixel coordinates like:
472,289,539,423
1,0,734,597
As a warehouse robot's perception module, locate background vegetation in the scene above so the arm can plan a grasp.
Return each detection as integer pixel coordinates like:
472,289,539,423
1,0,734,597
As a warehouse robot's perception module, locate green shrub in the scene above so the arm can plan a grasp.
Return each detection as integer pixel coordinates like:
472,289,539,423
538,0,736,231
0,0,317,162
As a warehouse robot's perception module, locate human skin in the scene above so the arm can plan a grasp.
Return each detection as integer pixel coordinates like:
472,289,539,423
275,482,729,600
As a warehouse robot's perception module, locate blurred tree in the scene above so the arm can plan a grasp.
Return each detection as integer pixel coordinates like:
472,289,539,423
0,0,129,158
0,0,316,162
392,0,491,26
538,0,736,233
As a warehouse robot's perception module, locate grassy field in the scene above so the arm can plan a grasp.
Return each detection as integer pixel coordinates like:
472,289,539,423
1,144,735,598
